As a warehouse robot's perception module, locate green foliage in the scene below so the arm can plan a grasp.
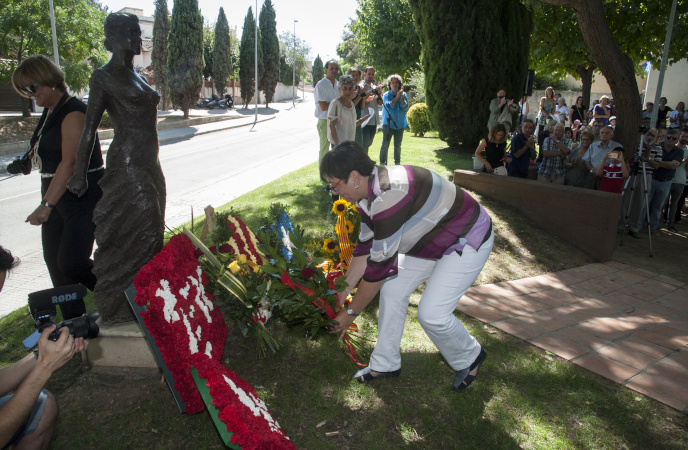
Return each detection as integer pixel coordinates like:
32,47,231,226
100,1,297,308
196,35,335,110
167,0,204,118
278,31,310,85
213,8,232,97
311,54,324,85
258,0,280,106
409,0,531,149
239,7,257,105
532,72,567,91
202,21,214,80
527,0,688,107
406,102,431,136
100,110,113,128
352,0,420,78
336,18,363,68
152,0,171,109
0,0,107,101
405,65,425,105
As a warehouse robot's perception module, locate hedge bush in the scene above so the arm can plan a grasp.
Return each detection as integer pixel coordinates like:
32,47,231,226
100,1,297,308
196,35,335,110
407,102,431,137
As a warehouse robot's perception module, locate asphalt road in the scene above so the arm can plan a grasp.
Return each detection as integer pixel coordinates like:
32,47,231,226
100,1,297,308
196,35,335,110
0,97,318,317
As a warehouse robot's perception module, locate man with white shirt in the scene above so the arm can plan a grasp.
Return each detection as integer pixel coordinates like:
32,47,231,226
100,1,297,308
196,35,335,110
314,60,340,165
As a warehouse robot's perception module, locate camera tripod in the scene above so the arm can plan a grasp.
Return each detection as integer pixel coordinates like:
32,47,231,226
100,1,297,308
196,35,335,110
619,138,654,256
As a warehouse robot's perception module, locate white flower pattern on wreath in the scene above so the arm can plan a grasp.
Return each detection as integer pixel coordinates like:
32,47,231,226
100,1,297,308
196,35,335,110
155,279,180,323
222,374,282,434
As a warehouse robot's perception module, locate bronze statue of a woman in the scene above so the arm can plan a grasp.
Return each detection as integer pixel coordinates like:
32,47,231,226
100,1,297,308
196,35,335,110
68,12,166,324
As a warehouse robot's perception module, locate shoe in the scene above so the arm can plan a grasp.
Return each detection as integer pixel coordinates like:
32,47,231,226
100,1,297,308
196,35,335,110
452,347,487,392
651,229,661,237
668,226,678,233
628,229,641,239
353,366,401,383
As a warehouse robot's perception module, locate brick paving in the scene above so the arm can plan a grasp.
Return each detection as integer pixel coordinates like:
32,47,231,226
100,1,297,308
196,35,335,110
458,262,688,412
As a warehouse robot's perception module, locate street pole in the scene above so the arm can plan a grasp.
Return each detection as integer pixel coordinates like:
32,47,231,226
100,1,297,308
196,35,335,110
293,20,298,107
48,0,60,67
252,0,258,130
650,0,677,129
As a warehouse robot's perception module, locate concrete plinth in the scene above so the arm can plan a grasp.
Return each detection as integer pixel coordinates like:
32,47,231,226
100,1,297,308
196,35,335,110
87,319,158,368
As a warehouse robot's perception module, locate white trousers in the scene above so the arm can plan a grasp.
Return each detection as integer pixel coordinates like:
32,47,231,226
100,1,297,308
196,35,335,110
370,231,494,372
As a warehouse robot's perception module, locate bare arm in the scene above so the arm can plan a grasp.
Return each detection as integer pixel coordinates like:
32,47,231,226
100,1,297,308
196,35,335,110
474,140,491,170
355,114,371,127
318,101,330,112
25,111,83,226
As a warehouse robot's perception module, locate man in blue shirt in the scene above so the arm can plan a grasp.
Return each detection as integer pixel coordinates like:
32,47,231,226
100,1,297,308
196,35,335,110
507,119,536,178
379,74,408,165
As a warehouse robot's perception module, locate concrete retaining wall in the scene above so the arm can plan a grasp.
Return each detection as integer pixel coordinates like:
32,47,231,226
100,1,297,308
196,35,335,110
453,169,621,261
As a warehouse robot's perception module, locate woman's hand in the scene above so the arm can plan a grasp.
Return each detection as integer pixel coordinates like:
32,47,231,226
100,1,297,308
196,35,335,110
330,310,355,340
26,204,52,225
484,163,493,172
505,157,512,164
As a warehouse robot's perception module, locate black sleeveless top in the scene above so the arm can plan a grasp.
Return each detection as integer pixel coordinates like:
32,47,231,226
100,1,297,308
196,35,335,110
31,92,103,174
484,141,507,169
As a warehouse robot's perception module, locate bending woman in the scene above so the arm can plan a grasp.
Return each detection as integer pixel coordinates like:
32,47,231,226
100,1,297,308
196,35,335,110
67,12,166,324
322,142,494,391
12,55,103,319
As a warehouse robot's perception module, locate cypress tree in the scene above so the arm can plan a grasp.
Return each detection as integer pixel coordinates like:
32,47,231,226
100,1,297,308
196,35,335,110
167,0,204,118
312,54,324,86
239,7,256,107
213,8,232,97
151,0,170,110
408,0,531,148
258,0,280,107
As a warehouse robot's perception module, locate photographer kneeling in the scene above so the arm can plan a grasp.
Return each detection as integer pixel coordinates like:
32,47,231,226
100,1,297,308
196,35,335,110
0,246,88,449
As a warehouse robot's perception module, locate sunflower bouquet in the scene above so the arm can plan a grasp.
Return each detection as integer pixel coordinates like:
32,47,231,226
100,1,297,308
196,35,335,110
321,199,361,272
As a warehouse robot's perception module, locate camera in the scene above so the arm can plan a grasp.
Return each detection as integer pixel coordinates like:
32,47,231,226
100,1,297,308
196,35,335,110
28,284,99,342
360,86,382,99
6,152,32,175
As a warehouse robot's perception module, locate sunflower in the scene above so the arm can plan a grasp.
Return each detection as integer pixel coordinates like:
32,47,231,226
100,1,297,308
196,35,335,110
332,199,349,216
345,220,354,233
322,238,338,253
351,204,358,213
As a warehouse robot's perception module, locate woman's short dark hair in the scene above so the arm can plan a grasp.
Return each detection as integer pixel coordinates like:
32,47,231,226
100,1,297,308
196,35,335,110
0,246,19,273
11,55,67,97
104,12,139,52
320,141,376,183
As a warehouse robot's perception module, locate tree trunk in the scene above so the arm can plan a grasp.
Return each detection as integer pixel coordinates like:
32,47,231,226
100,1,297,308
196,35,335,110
540,0,642,159
576,64,594,110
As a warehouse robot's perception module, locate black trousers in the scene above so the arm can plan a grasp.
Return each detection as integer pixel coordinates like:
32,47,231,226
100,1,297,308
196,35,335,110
41,170,102,319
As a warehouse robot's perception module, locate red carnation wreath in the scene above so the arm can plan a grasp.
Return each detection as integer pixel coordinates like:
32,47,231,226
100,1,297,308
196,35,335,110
192,354,296,450
134,234,228,414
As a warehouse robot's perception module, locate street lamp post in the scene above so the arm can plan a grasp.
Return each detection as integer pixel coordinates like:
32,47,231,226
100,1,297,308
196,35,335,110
292,20,298,107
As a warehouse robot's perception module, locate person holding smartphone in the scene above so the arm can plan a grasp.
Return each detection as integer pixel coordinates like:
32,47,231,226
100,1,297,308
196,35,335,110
595,150,629,194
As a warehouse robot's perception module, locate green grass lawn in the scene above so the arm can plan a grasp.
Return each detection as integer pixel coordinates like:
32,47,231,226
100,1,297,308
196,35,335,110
2,130,686,449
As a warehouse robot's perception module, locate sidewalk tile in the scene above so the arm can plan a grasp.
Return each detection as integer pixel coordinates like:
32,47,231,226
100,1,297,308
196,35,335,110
595,343,658,370
665,316,688,332
529,336,588,360
597,291,648,308
645,362,688,390
576,317,638,340
463,290,495,303
585,263,622,275
555,327,612,351
547,271,583,286
457,304,510,323
526,290,584,306
614,335,674,359
618,313,667,330
626,374,688,411
559,267,598,281
520,313,576,332
607,271,655,285
464,283,518,299
487,299,534,317
569,278,627,295
622,267,659,279
651,325,688,346
623,285,664,301
654,274,685,288
500,295,549,313
654,288,688,304
634,330,686,351
664,350,688,370
637,279,681,295
603,261,631,270
490,318,545,341
573,354,639,384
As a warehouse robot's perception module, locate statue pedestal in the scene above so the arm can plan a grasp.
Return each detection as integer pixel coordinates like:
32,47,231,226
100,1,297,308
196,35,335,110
87,319,158,368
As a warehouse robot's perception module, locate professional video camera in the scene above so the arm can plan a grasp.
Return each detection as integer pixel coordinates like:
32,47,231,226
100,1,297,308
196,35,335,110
28,284,100,343
6,152,32,175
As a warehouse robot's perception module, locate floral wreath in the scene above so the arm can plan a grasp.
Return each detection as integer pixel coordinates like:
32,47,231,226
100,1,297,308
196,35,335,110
133,234,228,414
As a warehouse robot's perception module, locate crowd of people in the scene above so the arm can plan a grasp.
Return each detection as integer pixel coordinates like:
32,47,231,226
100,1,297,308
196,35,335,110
477,86,688,237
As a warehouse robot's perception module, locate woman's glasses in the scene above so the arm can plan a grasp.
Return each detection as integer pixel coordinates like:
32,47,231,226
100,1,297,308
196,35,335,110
23,83,40,96
326,178,344,193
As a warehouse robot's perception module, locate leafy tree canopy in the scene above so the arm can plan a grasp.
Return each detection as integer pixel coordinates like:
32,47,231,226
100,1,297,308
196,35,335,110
311,54,324,85
168,0,204,117
258,0,280,105
0,0,108,93
213,7,233,96
278,31,310,85
152,0,171,109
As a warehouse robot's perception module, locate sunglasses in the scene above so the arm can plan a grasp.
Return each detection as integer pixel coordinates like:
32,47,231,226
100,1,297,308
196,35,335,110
665,136,678,141
24,83,40,95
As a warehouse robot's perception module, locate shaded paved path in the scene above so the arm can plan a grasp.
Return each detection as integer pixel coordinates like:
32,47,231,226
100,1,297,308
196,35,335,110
458,262,688,411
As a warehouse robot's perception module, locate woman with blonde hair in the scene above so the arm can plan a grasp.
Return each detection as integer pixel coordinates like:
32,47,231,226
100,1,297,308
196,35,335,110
474,123,509,174
593,95,612,125
11,55,103,319
537,86,556,135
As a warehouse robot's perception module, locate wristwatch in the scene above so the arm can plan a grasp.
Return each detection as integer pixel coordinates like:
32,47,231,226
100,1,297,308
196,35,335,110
346,307,358,317
42,200,55,208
